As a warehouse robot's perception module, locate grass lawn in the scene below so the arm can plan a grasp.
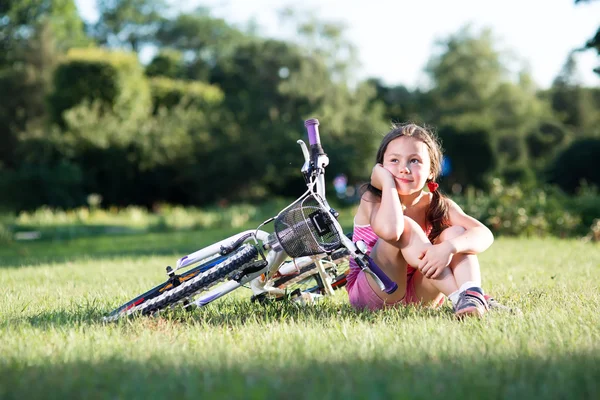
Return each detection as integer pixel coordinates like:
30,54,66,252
1,230,599,399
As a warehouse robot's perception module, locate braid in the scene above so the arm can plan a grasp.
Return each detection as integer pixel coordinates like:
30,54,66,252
361,182,381,199
426,188,450,242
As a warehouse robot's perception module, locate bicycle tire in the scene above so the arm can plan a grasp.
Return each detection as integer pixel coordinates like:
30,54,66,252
104,244,258,321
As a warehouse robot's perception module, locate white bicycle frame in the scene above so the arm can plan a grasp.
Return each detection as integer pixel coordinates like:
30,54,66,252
104,119,397,321
170,142,345,309
169,122,393,311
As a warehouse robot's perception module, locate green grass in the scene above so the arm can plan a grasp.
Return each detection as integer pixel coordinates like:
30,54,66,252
1,232,599,399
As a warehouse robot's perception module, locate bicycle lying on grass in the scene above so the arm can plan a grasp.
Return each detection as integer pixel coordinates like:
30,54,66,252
254,245,350,304
104,119,399,322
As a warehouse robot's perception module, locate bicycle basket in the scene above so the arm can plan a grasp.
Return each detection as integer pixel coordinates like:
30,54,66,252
274,194,341,258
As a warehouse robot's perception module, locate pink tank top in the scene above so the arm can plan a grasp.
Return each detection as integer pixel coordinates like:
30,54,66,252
346,224,376,289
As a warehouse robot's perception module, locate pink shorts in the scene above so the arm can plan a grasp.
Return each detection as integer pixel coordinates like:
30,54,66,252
346,268,445,311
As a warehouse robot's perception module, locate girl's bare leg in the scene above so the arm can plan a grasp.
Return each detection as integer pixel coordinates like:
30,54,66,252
366,217,458,304
413,225,482,303
436,226,481,287
397,218,459,297
366,236,409,304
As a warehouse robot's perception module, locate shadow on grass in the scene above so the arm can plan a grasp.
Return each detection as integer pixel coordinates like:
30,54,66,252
8,298,455,330
181,298,457,327
0,227,243,269
4,304,109,330
12,224,145,241
1,351,598,399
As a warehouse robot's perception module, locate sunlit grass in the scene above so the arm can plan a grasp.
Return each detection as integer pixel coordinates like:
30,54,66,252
1,234,599,399
3,200,357,242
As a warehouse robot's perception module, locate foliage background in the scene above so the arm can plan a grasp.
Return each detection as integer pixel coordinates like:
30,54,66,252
0,0,599,238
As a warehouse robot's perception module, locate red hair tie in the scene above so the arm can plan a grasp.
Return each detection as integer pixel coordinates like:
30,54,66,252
427,182,439,192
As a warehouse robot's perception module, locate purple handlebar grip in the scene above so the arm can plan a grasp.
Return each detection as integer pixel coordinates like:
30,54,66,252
304,118,320,146
368,257,398,294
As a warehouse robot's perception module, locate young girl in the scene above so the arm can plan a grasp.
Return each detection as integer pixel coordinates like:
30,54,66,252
346,123,497,318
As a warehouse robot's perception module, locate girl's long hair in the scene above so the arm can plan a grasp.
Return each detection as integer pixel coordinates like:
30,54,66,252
363,123,449,242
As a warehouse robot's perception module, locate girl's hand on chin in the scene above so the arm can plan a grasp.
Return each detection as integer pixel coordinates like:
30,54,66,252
370,164,394,190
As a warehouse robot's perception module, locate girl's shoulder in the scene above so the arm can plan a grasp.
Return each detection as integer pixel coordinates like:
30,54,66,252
444,197,470,219
354,192,379,226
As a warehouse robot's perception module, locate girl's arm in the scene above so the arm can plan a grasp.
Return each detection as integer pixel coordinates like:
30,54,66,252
417,198,493,278
368,164,405,242
444,199,494,255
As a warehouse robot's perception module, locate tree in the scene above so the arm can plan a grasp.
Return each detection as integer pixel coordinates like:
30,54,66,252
575,0,600,75
92,0,167,52
0,1,88,168
145,49,185,79
550,53,599,136
154,10,249,81
2,3,386,208
206,23,386,198
0,0,88,62
0,22,63,168
426,27,506,129
425,26,555,186
549,137,600,193
276,7,359,83
367,79,426,123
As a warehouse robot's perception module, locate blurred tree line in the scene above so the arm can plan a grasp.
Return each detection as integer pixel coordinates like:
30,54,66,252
0,0,599,212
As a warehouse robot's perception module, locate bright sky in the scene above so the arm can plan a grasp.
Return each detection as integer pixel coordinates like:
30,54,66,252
75,0,600,89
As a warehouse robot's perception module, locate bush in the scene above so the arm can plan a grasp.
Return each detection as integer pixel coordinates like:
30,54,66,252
7,198,296,240
454,179,581,237
0,222,12,245
585,219,600,242
570,183,600,231
0,161,85,211
437,125,498,189
549,137,600,193
48,48,151,126
149,77,223,114
145,50,186,79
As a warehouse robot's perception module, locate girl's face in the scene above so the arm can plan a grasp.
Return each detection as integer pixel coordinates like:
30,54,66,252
382,136,433,195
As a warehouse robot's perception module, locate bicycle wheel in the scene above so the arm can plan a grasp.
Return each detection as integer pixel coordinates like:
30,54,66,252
104,244,259,321
272,248,350,294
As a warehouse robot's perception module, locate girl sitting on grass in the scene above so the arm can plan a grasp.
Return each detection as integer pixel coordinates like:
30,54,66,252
346,123,506,318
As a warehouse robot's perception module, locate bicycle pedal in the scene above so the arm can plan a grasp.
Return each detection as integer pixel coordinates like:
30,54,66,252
232,260,268,282
250,292,270,304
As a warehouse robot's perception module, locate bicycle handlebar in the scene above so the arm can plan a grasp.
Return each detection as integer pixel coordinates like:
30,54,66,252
304,118,321,146
366,256,398,294
304,118,325,162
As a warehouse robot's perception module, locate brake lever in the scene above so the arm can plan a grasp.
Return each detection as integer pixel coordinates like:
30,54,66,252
297,140,310,173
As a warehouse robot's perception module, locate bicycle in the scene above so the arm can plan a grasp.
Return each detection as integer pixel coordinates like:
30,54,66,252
104,118,399,322
250,246,351,305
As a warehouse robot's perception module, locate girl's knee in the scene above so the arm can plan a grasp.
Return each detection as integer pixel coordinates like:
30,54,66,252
401,216,431,245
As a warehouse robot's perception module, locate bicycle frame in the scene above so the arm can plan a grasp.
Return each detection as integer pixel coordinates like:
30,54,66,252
167,118,397,311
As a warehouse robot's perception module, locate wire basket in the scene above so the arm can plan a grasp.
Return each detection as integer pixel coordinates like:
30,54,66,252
274,194,341,258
